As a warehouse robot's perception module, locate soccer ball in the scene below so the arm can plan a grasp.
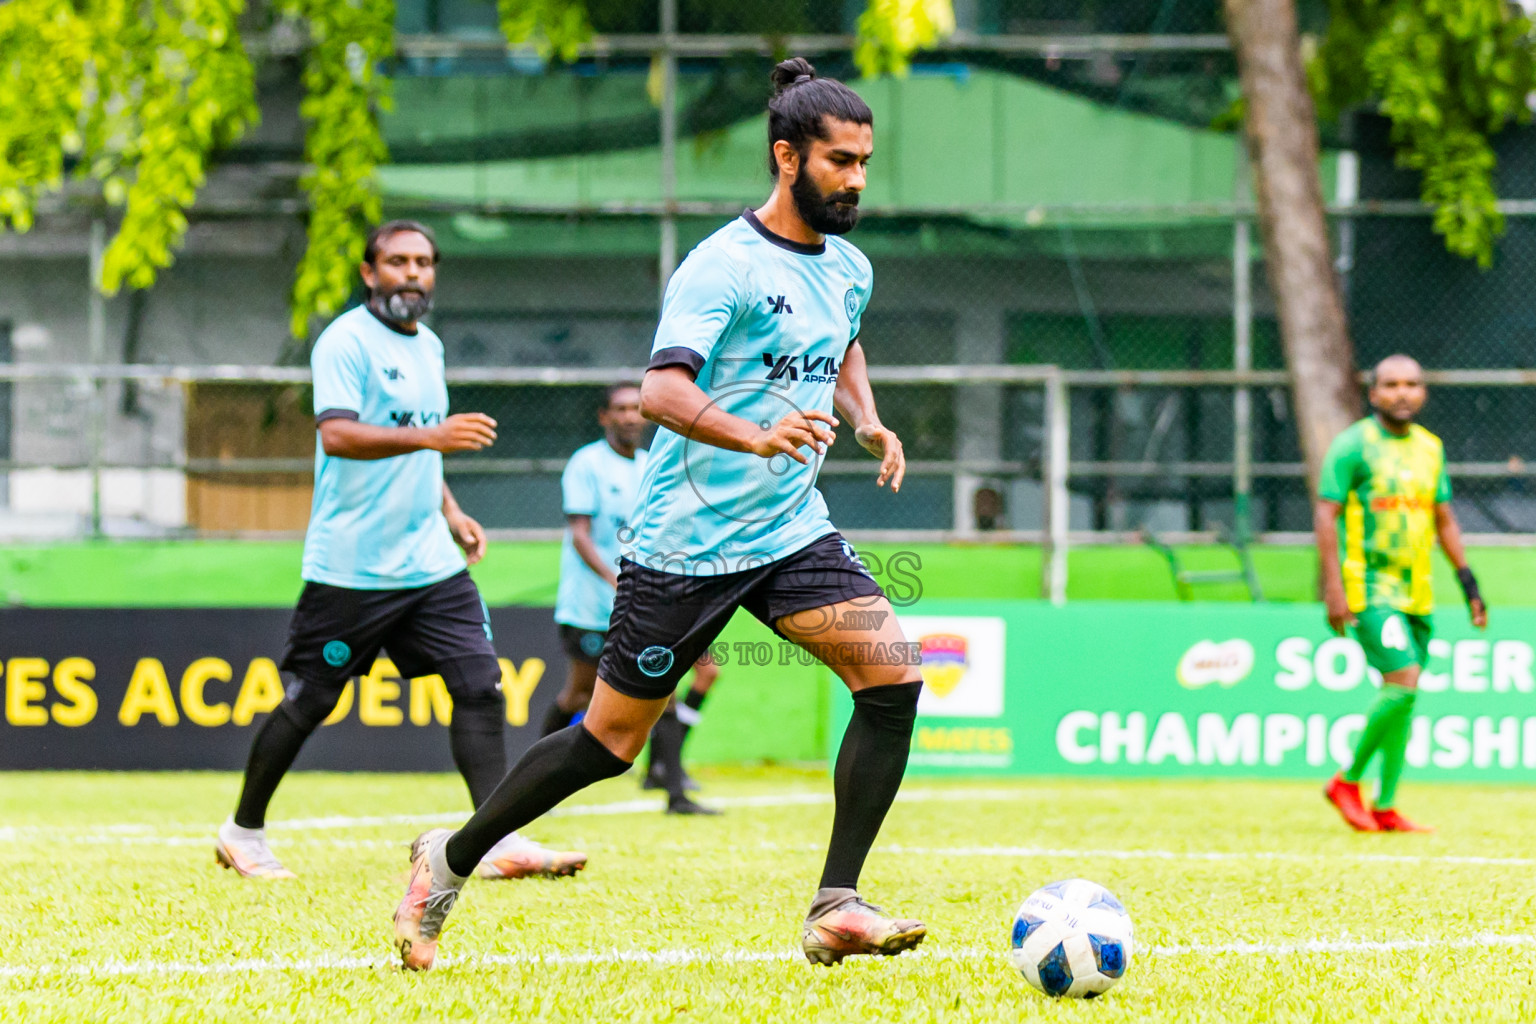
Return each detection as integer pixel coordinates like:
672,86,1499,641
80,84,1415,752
1009,878,1134,998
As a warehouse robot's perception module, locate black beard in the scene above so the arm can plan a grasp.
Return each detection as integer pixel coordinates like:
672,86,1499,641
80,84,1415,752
376,287,432,323
790,171,860,235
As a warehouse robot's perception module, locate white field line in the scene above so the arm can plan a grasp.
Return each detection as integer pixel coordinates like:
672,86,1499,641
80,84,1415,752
0,787,1028,842
264,787,1027,831
2,787,1532,870
6,934,1536,983
37,837,404,848
3,834,1528,870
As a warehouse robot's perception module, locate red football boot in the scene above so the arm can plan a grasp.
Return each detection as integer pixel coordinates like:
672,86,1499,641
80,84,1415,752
1324,774,1380,832
1372,808,1435,833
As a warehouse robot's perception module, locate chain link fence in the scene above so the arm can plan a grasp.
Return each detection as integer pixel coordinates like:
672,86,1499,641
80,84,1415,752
7,211,1536,542
3,360,1534,555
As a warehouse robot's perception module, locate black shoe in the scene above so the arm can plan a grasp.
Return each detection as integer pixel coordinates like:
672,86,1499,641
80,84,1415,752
644,767,700,792
666,796,721,816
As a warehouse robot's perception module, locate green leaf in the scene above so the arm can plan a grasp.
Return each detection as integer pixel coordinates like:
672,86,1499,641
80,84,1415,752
854,0,956,79
497,0,593,63
285,0,393,339
1313,0,1536,267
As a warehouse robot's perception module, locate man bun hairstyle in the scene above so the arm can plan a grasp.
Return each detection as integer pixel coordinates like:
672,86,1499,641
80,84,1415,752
767,57,873,177
770,56,817,92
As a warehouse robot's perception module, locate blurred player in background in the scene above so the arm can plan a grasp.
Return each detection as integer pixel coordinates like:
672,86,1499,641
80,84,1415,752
394,58,929,971
640,654,720,800
543,383,718,815
1319,354,1487,833
215,221,585,882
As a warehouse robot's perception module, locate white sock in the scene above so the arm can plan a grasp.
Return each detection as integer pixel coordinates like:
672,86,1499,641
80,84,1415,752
223,818,265,841
429,835,469,888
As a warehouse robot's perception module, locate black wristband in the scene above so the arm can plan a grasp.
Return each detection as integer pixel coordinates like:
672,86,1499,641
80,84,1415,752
1456,566,1482,605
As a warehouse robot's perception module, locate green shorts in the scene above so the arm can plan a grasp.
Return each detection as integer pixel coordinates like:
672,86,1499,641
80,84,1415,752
1352,607,1432,675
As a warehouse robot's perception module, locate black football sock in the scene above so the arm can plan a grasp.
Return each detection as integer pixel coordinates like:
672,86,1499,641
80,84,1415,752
541,702,576,737
448,696,508,809
232,702,317,830
817,681,921,891
648,706,688,802
445,724,629,877
678,685,709,745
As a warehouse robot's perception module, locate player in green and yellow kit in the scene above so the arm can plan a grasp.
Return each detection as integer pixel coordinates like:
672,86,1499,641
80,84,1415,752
1317,354,1487,833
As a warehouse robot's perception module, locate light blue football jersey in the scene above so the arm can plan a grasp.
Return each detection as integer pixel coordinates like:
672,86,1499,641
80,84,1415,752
301,305,465,589
630,210,872,575
555,439,649,630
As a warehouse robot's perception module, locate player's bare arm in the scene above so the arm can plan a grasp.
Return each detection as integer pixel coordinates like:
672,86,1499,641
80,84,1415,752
319,412,497,460
833,340,904,492
568,514,619,588
640,365,837,465
1435,502,1487,628
441,483,486,566
1313,498,1353,634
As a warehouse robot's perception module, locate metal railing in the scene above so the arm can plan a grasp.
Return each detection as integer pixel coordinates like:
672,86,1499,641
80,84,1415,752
5,363,1536,605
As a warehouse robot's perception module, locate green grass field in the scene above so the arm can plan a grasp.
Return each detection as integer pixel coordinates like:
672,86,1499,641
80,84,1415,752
5,767,1535,1022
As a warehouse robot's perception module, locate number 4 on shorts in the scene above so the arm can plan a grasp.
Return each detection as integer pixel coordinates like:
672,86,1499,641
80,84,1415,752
1380,614,1409,652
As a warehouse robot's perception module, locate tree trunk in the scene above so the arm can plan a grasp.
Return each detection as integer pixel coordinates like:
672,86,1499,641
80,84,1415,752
1224,0,1360,494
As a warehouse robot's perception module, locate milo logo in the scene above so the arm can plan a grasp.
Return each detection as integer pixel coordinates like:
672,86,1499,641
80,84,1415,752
1176,639,1255,689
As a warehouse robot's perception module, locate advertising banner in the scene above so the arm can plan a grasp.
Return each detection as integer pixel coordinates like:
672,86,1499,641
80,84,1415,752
0,607,561,770
831,600,1536,781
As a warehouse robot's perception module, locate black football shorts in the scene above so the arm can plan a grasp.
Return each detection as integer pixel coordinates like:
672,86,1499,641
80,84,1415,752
597,532,883,699
558,624,608,666
280,569,498,699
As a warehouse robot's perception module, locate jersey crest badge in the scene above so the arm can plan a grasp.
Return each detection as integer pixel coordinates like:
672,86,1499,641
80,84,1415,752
843,287,858,323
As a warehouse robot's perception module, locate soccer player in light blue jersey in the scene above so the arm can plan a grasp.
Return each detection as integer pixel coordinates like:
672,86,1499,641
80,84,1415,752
544,384,651,733
541,383,720,815
216,221,583,884
396,59,928,971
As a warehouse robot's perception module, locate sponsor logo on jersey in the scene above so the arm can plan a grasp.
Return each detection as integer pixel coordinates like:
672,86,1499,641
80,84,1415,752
761,352,840,384
1369,494,1433,513
766,294,794,314
387,411,443,428
382,367,404,380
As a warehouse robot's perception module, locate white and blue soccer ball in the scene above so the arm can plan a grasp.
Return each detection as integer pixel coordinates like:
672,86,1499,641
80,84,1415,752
1009,878,1134,998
